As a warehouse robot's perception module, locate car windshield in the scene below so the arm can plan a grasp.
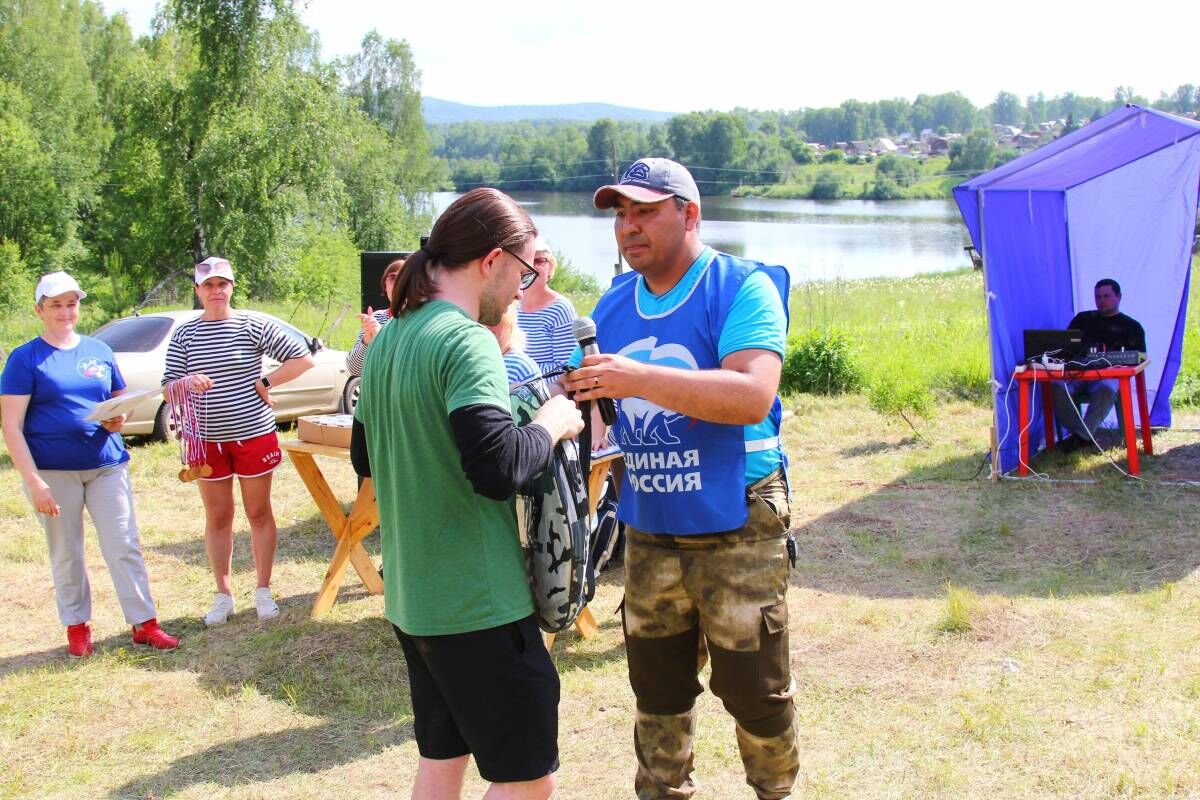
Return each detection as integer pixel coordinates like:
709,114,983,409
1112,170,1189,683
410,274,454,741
92,316,175,353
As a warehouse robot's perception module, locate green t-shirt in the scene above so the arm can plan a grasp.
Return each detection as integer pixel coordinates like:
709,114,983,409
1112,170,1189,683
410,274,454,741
356,300,534,635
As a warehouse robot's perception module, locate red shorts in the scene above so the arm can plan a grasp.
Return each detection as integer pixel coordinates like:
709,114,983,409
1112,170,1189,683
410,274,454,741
199,432,282,480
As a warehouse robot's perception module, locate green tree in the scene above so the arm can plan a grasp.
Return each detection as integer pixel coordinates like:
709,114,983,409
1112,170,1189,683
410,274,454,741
587,118,618,162
782,132,814,164
876,98,911,135
0,82,65,272
1026,92,1048,123
646,123,671,158
667,112,706,162
0,0,108,272
948,129,998,172
336,31,436,250
698,113,748,169
990,91,1024,126
810,168,844,199
1168,84,1197,114
338,31,436,205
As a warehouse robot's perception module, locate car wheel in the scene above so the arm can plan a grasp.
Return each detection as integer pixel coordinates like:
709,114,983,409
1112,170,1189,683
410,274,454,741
151,402,174,443
340,376,362,414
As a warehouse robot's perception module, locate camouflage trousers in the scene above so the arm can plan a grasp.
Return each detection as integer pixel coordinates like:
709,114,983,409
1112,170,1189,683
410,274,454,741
623,470,798,800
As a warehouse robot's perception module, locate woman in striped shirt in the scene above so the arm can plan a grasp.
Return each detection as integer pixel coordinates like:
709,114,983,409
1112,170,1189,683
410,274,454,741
516,237,577,378
489,301,540,387
162,257,314,626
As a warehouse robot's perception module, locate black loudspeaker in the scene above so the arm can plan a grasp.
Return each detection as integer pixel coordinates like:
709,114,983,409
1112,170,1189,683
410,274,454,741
359,251,412,312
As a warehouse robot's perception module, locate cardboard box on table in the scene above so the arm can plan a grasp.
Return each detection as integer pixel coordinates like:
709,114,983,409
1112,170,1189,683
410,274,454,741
297,414,353,449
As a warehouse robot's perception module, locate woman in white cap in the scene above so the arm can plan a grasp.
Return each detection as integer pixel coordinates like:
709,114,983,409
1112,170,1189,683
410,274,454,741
162,257,314,626
517,237,578,378
1,272,179,657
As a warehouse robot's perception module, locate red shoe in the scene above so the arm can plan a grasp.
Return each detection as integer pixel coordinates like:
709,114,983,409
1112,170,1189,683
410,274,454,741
66,623,94,658
131,618,180,650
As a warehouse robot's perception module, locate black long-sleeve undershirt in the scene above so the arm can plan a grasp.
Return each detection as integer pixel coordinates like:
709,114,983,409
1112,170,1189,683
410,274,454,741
350,406,553,501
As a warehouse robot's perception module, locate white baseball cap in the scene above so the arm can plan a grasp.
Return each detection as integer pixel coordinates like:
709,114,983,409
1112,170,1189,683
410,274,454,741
35,271,87,303
195,256,235,284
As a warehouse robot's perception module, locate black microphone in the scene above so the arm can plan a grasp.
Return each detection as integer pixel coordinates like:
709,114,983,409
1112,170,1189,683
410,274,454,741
572,316,618,425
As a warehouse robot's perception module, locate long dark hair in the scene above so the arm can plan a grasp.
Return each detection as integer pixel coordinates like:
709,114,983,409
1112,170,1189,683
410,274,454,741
391,188,537,316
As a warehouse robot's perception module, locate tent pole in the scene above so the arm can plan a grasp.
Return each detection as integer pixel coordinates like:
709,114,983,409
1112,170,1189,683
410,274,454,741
977,187,1000,481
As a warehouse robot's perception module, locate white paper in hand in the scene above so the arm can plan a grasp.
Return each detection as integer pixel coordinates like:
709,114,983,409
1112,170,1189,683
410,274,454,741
85,388,161,422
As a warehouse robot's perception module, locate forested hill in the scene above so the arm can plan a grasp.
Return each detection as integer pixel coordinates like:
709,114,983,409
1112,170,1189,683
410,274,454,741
422,97,675,124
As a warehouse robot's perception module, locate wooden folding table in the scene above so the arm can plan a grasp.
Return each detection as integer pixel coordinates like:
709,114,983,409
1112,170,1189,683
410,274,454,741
280,439,384,617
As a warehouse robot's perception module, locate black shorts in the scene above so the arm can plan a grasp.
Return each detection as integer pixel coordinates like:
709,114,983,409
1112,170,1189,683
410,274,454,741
393,615,560,783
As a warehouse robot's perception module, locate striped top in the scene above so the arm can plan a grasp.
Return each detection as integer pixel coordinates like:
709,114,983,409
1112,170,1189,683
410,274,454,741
516,295,577,376
503,350,541,385
163,313,308,442
346,309,391,377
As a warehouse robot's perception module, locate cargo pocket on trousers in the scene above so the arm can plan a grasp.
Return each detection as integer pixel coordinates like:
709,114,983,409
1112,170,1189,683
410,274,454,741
759,600,790,691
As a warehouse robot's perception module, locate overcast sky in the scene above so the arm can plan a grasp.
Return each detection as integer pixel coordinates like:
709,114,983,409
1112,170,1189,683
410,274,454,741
105,0,1198,113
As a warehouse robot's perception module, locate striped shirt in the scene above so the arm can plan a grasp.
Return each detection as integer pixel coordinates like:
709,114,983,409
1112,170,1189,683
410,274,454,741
516,295,577,377
163,313,307,442
503,350,541,385
346,309,391,377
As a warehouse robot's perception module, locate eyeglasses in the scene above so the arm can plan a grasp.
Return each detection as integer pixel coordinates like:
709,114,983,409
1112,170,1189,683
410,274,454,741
502,248,540,290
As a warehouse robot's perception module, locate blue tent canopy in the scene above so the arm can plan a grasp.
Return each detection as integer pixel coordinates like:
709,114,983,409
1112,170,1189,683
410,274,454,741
954,105,1200,473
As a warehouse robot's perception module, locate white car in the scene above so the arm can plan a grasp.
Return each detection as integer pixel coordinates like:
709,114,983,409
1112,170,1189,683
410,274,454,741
91,310,354,440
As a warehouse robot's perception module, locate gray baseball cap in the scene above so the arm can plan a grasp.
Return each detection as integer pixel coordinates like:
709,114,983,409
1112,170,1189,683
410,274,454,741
593,158,700,209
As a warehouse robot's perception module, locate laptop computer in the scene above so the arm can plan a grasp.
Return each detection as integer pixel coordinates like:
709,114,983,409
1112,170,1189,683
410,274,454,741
1023,329,1083,363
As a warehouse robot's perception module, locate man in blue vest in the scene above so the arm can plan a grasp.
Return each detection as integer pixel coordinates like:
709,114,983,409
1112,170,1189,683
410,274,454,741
562,158,797,800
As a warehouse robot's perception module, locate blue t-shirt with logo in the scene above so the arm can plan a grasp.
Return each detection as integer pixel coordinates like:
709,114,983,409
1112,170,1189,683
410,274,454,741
572,248,788,483
1,335,130,470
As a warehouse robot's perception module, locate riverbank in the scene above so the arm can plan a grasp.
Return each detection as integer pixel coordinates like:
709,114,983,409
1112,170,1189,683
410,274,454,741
735,155,959,201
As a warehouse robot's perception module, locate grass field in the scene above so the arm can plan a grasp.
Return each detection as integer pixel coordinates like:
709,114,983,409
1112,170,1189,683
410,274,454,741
4,391,1200,798
4,265,1200,798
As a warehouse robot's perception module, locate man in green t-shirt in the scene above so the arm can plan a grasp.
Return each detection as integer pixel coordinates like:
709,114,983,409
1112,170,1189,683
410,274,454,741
353,188,583,800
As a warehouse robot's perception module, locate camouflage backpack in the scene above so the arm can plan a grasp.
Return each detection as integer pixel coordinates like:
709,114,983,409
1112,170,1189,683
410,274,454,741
509,376,592,633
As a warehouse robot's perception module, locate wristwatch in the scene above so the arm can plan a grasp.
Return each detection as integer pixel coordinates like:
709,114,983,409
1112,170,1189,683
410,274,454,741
260,376,272,389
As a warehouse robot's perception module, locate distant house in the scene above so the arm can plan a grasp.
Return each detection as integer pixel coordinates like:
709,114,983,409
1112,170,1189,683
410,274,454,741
928,136,952,155
919,128,936,143
1015,133,1041,150
877,137,899,153
848,140,871,155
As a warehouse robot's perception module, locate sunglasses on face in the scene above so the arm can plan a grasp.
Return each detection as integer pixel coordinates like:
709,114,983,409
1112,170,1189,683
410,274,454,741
195,260,230,276
501,248,540,290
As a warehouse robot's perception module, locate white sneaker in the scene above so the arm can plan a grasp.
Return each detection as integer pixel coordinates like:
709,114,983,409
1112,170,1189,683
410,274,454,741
204,593,236,626
255,587,280,621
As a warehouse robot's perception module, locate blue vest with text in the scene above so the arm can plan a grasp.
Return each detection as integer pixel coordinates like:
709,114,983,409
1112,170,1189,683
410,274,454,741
592,252,789,535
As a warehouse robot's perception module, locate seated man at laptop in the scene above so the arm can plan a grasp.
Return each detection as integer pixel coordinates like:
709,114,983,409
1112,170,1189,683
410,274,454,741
1052,278,1146,452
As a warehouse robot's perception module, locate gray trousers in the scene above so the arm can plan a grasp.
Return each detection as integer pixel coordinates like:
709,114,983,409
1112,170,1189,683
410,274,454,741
25,463,157,626
1051,379,1118,439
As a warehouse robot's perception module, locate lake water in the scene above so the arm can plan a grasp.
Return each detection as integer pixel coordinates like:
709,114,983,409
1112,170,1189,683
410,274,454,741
431,191,973,284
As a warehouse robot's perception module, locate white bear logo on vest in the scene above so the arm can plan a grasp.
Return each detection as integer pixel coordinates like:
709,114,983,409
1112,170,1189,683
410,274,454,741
616,336,702,493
